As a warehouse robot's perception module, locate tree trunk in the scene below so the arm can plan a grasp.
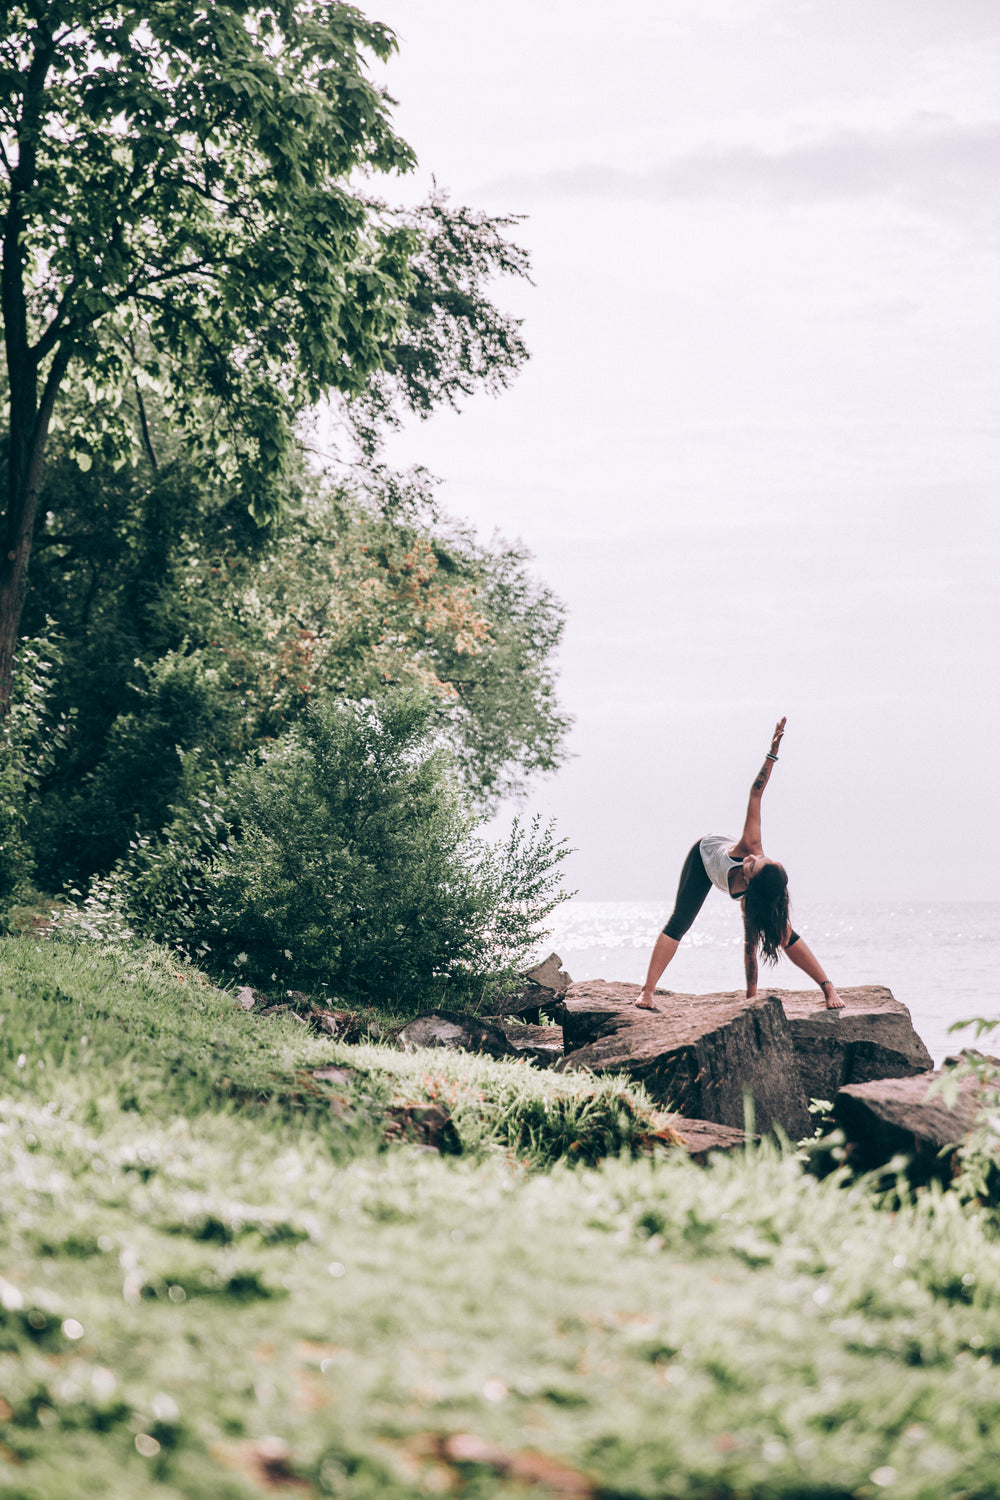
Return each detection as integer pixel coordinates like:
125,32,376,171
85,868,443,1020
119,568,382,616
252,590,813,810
0,23,60,715
0,342,70,715
0,527,31,712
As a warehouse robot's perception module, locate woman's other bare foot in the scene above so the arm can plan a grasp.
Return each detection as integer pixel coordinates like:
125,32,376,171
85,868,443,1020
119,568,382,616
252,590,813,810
635,989,658,1011
823,985,845,1010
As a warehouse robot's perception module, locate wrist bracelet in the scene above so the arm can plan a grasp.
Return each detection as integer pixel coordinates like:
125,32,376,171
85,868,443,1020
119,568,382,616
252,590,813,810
765,753,778,761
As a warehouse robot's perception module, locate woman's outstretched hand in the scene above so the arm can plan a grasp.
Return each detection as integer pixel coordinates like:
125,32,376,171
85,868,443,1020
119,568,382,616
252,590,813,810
770,717,786,756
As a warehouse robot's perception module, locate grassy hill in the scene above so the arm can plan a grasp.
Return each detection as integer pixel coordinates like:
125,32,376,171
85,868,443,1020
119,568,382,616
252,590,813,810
2,934,1000,1498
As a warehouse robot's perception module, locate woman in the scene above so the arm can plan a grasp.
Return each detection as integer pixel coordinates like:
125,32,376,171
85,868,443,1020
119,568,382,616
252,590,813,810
636,718,844,1011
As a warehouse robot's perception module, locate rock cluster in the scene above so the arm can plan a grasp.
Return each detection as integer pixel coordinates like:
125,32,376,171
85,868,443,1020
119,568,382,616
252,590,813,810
394,956,977,1170
249,952,977,1171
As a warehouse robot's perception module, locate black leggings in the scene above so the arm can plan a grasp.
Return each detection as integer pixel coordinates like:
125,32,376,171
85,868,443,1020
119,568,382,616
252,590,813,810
662,840,799,947
662,842,712,940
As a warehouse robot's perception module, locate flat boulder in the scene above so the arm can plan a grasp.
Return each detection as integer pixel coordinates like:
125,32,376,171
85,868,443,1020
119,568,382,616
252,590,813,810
395,1010,517,1059
557,981,810,1139
773,985,932,1102
833,1067,984,1172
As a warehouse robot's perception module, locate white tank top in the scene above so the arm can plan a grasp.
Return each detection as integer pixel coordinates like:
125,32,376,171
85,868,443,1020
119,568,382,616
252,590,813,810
699,834,741,897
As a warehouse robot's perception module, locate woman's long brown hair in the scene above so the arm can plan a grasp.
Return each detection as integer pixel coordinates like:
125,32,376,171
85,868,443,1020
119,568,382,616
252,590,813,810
743,862,790,965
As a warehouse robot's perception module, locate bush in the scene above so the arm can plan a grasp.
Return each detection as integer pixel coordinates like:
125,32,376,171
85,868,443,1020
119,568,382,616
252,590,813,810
100,693,570,1003
932,1017,1000,1207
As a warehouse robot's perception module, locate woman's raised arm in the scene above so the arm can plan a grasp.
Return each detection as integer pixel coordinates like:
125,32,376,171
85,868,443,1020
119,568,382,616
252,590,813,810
731,717,785,857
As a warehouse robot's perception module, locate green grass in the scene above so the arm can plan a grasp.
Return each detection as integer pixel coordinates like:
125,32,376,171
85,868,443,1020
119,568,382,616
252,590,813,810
0,935,676,1168
3,936,1000,1498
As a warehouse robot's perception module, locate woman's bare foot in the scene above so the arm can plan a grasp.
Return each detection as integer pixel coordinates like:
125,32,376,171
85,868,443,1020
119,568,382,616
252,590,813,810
823,985,845,1010
635,990,658,1011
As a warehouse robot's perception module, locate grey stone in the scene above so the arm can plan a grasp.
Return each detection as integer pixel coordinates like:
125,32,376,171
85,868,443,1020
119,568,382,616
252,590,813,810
311,1066,357,1086
308,1008,368,1041
522,953,571,994
396,1010,517,1059
384,1103,460,1152
483,952,572,1022
667,1116,749,1162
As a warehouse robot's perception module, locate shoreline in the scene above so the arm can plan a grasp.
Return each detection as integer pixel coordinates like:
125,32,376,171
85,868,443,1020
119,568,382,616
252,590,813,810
539,897,1000,1067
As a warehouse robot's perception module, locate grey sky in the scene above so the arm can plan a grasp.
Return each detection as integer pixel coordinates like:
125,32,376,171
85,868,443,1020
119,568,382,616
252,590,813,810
364,0,999,902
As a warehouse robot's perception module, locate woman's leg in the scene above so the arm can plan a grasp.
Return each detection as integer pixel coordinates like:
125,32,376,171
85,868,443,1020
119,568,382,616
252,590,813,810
636,933,681,1008
636,842,711,1009
782,935,844,1009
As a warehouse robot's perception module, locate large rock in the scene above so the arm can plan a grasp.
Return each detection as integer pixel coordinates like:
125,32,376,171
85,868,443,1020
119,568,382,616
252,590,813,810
396,1011,517,1059
773,985,932,1102
833,1067,983,1172
557,981,811,1138
560,982,934,1122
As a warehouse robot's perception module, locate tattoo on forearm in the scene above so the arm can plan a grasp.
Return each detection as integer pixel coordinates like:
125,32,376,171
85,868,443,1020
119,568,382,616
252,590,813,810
752,766,768,793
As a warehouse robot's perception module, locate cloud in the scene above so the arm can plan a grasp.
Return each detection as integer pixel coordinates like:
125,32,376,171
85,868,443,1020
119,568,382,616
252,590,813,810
484,117,1000,223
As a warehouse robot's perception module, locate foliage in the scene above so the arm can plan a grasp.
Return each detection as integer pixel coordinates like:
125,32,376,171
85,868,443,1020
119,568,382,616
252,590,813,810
29,651,239,887
0,935,674,1166
84,693,570,1001
347,1042,682,1167
0,630,70,900
344,188,532,451
21,444,570,890
933,1017,1000,1207
0,0,531,708
2,0,415,506
154,466,570,802
5,940,1000,1496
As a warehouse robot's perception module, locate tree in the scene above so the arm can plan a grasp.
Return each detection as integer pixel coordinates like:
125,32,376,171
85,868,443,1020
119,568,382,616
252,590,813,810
0,1,529,709
22,442,571,890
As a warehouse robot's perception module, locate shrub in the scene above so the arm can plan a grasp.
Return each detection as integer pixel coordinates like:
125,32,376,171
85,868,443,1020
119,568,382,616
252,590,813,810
100,693,570,1003
933,1017,1000,1208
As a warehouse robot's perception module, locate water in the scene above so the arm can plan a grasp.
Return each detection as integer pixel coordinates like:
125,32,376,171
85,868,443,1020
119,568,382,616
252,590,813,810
539,900,1000,1065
